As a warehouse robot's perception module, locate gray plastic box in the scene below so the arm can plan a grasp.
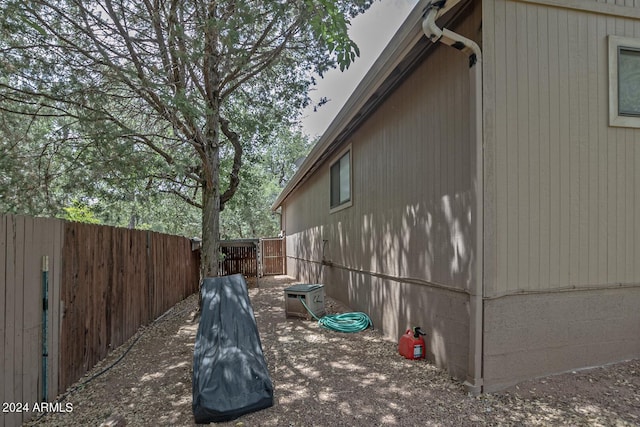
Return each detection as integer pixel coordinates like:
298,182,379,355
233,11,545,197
284,284,325,320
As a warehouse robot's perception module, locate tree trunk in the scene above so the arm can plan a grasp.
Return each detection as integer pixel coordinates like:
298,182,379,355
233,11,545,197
201,143,221,279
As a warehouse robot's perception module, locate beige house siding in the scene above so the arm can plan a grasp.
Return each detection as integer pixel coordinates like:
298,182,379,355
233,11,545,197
282,2,482,378
482,0,640,390
279,0,640,391
484,0,640,298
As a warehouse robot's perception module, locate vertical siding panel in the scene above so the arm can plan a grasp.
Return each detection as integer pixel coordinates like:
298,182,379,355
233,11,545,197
607,20,624,281
626,18,637,283
587,13,601,284
516,1,531,290
598,14,609,284
576,14,590,287
433,55,442,274
547,7,561,288
615,19,626,282
597,12,610,285
483,0,497,297
636,24,640,281
558,8,572,288
567,12,580,287
628,127,636,283
505,0,519,294
537,5,551,291
605,15,617,284
527,6,541,291
606,6,615,283
636,133,640,280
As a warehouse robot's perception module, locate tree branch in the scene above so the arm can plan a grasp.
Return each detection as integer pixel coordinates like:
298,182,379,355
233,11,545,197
220,20,299,99
219,116,242,210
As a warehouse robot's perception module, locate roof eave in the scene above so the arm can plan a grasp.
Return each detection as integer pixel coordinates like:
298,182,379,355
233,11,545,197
271,0,462,211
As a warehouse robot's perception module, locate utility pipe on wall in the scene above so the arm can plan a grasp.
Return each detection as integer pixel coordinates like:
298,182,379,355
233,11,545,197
422,0,484,394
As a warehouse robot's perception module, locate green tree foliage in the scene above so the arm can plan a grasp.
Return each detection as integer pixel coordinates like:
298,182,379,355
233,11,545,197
0,0,373,277
60,199,101,224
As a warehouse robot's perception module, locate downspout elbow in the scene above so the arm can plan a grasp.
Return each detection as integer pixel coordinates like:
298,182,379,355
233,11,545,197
422,1,482,67
422,3,444,43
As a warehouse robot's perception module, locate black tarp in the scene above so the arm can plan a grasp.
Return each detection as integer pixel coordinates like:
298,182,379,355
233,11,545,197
192,274,274,423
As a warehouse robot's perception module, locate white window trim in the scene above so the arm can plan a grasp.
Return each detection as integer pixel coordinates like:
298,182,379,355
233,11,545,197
329,144,353,214
609,35,640,128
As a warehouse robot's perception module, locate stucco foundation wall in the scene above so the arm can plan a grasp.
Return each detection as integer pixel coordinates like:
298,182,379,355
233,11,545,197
289,256,470,378
483,287,640,392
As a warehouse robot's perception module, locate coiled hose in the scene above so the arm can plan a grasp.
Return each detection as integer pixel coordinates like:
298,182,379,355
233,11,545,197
299,296,372,333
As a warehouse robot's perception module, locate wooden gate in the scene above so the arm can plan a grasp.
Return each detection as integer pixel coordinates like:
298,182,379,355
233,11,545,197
219,240,259,277
261,237,285,275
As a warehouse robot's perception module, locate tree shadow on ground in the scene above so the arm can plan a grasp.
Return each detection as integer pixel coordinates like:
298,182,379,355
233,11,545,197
28,275,639,427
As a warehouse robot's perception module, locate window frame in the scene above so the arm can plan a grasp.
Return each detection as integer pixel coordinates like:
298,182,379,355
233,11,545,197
609,35,640,128
329,145,352,213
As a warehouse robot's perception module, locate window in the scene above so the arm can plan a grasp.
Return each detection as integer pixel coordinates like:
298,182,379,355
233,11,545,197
329,148,352,211
609,35,640,128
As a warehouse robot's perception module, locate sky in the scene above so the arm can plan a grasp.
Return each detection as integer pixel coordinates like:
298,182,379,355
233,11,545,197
300,0,420,138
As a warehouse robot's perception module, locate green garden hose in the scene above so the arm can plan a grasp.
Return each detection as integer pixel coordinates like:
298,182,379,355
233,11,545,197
299,296,372,333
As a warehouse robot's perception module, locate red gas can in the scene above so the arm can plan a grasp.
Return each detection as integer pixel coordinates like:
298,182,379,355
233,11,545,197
398,327,426,360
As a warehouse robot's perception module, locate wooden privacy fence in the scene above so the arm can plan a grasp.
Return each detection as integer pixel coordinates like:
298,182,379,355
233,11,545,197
59,223,200,392
0,214,199,427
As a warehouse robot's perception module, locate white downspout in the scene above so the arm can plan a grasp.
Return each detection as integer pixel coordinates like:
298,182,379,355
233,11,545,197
422,0,484,395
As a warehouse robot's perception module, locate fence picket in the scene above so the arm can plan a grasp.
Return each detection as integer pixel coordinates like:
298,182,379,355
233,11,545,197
0,216,6,427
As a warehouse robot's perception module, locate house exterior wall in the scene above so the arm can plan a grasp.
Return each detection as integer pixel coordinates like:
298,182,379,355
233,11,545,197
482,0,640,390
282,2,482,378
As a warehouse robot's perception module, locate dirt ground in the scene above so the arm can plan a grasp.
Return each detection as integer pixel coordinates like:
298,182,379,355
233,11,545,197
25,275,640,426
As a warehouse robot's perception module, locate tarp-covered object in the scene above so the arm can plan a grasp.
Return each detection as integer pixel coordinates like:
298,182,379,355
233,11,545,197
193,274,274,423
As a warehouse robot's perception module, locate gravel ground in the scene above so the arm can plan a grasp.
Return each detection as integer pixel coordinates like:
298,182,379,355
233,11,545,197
25,275,640,427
